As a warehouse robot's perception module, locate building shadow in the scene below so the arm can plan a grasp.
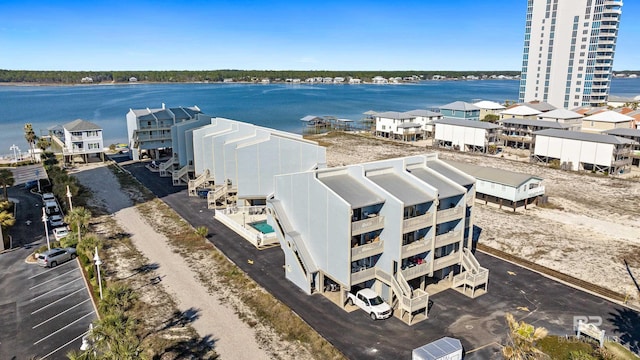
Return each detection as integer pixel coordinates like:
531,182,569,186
608,307,640,354
471,225,482,252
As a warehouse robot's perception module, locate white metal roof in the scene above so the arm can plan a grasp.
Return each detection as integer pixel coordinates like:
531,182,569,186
538,108,583,120
318,172,384,209
500,105,542,116
473,100,505,110
434,117,501,129
534,129,637,145
367,172,435,206
583,110,634,123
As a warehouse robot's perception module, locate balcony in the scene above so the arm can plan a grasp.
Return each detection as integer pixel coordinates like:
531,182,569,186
351,240,384,261
598,39,616,45
527,185,546,197
351,266,376,284
599,23,618,30
351,214,385,236
614,147,631,156
436,206,463,224
401,237,433,258
433,252,461,270
401,261,431,280
435,229,462,248
403,212,434,233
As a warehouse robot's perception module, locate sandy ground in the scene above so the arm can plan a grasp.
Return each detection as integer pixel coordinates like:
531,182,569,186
74,164,273,360
311,132,640,305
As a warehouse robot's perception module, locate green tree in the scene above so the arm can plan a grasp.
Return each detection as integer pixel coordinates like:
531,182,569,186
483,114,500,123
37,137,51,152
502,313,548,360
65,206,91,243
0,169,14,201
195,226,209,238
99,284,138,316
86,313,142,360
24,123,37,162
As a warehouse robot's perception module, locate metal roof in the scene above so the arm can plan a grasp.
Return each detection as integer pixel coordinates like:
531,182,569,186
534,129,637,145
526,101,556,112
538,108,584,120
318,173,384,209
500,105,542,116
434,117,501,129
406,167,464,199
300,115,323,121
426,160,474,187
397,122,422,129
412,337,462,360
473,100,505,110
500,118,570,129
367,172,435,206
375,111,415,120
404,109,442,117
63,119,101,131
602,128,640,138
445,160,542,188
583,110,634,123
439,101,480,111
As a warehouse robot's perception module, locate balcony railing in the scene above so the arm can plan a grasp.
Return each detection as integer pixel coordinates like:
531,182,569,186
614,147,631,156
401,261,431,280
402,212,434,233
401,237,433,258
433,252,460,270
351,266,376,283
436,206,463,223
435,229,462,248
527,185,546,197
351,214,385,236
352,240,384,261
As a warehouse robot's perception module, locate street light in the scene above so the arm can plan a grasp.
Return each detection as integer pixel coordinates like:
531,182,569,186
93,247,103,299
42,208,51,251
66,185,73,211
10,144,19,163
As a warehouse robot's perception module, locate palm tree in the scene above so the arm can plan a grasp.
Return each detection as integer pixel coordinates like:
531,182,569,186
0,169,14,201
89,313,141,360
37,137,51,152
24,123,37,162
502,313,548,360
65,206,91,243
99,283,138,316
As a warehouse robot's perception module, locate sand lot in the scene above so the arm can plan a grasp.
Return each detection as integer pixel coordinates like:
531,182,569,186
311,132,640,305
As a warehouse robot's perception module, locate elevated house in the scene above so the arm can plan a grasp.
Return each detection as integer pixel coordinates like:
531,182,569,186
581,110,634,133
49,119,105,165
438,101,481,121
532,129,635,175
499,104,541,120
537,108,584,131
433,118,501,153
473,100,505,120
403,110,444,138
446,160,545,211
374,111,423,141
267,154,488,325
499,118,570,150
602,128,640,167
126,104,202,160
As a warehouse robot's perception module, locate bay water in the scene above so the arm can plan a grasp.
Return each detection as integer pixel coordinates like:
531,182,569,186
0,79,638,154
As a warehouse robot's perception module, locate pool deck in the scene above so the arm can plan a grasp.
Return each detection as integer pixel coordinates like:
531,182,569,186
214,207,279,249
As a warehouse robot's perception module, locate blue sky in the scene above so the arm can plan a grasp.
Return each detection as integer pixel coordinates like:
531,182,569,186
0,0,638,71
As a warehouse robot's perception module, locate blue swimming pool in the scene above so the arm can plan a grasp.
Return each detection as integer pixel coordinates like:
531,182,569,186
249,220,274,234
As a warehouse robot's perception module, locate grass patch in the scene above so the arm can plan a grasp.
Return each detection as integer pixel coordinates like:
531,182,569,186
537,336,596,359
604,341,638,359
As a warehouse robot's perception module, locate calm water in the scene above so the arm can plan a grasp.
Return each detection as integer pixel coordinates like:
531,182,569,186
0,79,638,152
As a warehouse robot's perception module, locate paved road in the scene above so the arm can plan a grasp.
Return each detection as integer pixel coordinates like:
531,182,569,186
122,160,640,359
0,187,96,360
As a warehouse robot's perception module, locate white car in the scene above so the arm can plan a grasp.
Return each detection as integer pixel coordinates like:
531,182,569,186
49,214,65,228
53,227,70,240
42,193,55,202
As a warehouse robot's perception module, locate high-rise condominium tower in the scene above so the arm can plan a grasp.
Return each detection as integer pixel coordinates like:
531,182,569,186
519,0,623,109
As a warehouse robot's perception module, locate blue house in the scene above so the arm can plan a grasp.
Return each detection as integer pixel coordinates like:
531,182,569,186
439,101,481,121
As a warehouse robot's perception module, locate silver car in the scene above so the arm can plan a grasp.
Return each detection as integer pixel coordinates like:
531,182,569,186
36,248,77,267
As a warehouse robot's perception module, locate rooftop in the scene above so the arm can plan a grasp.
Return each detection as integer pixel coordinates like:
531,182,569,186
366,171,435,206
583,110,634,123
439,101,480,112
500,118,570,129
473,100,505,110
534,129,637,145
434,117,501,129
538,108,583,120
317,171,384,209
63,119,101,132
406,166,464,199
445,160,542,188
500,105,542,116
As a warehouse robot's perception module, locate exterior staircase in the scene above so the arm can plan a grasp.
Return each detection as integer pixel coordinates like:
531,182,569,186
188,169,210,196
171,164,192,186
207,185,228,209
159,158,176,177
269,199,317,276
375,269,429,325
452,248,489,298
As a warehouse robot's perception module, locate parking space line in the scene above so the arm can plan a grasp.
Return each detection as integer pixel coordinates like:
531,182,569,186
31,288,86,315
33,310,95,345
30,278,82,302
33,299,91,329
28,261,74,279
39,330,89,359
29,268,79,290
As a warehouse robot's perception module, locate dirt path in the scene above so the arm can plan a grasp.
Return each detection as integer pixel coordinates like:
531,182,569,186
74,164,271,360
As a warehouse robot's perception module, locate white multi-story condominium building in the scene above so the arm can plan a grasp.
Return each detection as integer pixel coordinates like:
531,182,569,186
532,129,635,174
126,103,202,160
519,0,624,109
50,119,105,164
267,154,488,325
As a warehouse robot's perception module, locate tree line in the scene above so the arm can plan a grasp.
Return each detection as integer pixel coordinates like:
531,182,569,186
0,69,523,84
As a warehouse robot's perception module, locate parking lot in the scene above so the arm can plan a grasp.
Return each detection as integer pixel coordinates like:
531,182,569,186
0,187,96,360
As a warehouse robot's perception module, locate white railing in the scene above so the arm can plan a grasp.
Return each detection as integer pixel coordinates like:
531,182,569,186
402,212,434,234
188,169,210,196
351,240,384,261
159,159,175,177
436,206,463,223
214,209,263,246
217,205,267,216
172,165,190,185
207,185,227,208
435,229,462,248
527,185,546,197
351,215,385,236
433,252,460,270
399,288,429,313
401,237,432,258
401,261,430,280
270,200,317,272
350,267,376,283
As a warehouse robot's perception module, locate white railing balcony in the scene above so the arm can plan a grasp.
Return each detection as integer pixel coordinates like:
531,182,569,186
399,289,430,313
402,212,434,233
433,252,460,270
436,206,463,224
435,229,462,248
351,214,385,236
351,267,376,284
401,261,431,280
527,185,546,197
70,135,84,141
453,269,489,288
401,237,433,258
351,240,384,261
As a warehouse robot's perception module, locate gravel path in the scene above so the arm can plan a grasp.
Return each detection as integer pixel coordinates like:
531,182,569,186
74,164,271,360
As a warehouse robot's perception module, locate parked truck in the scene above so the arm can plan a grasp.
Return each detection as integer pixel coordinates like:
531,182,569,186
346,288,392,320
